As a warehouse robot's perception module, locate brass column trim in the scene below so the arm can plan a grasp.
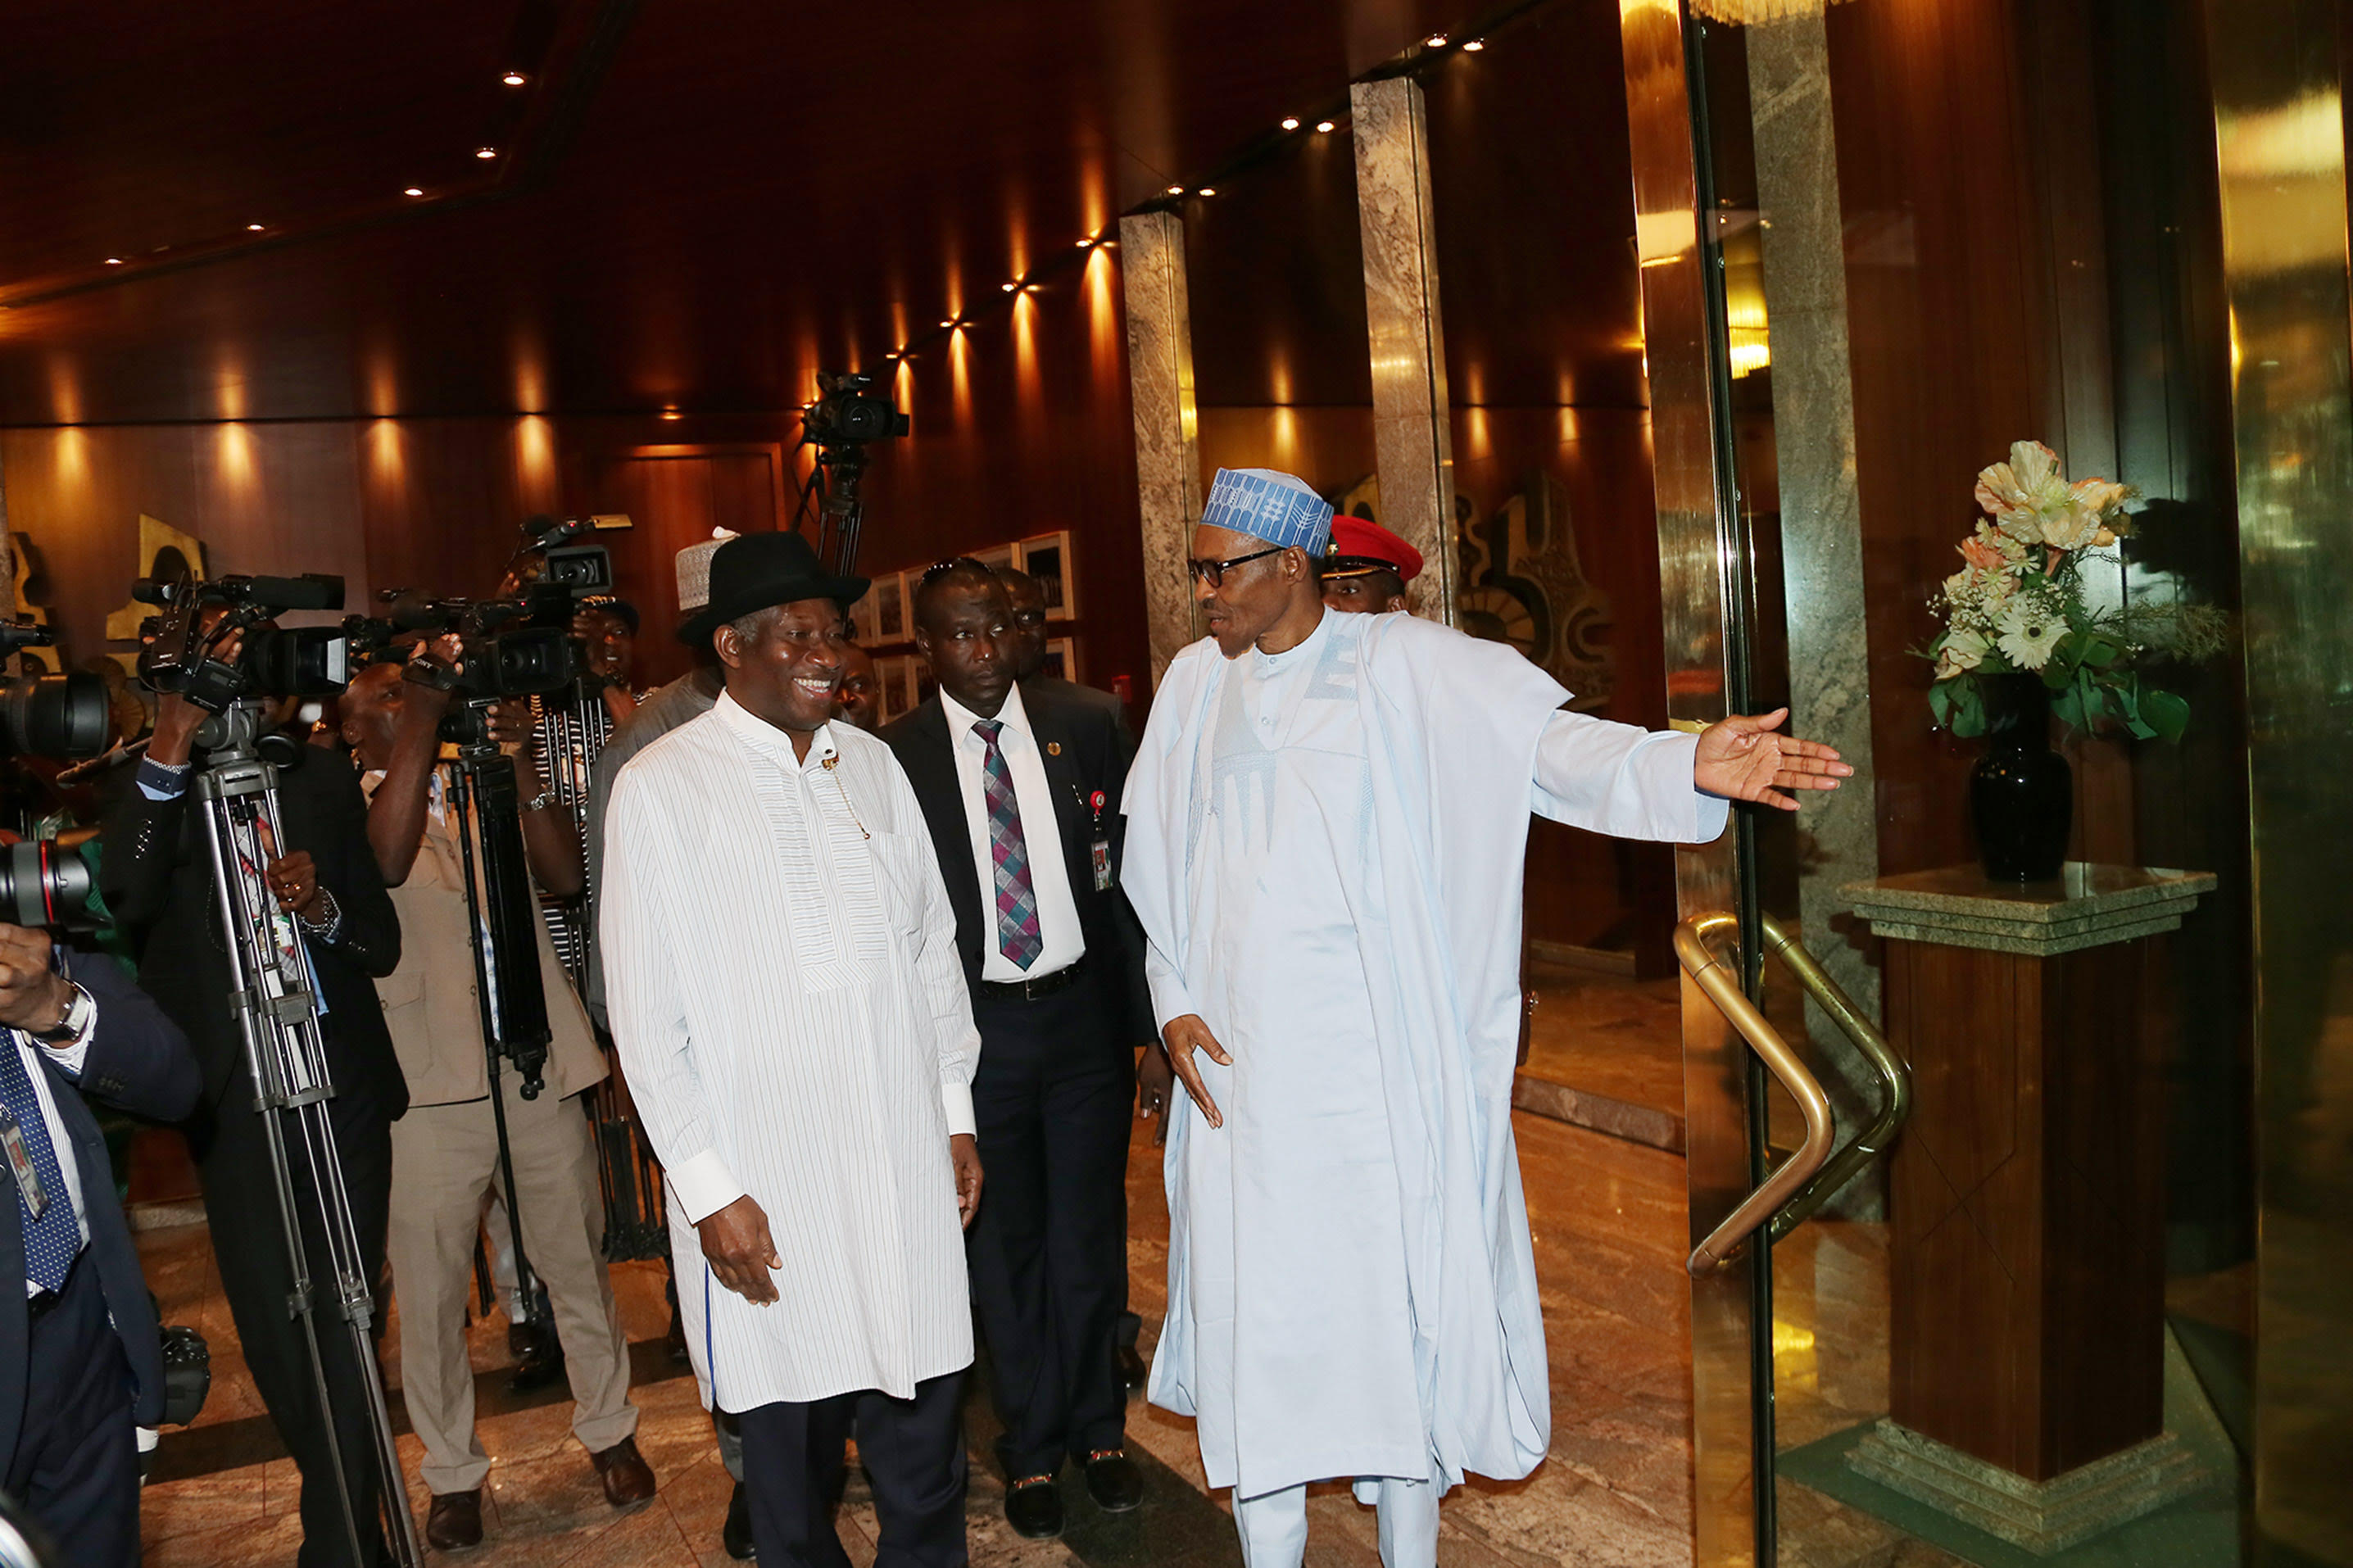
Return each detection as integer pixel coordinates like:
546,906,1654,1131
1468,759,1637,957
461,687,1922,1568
2206,0,2353,1555
1349,75,1459,625
1620,1,1755,1561
1118,209,1204,684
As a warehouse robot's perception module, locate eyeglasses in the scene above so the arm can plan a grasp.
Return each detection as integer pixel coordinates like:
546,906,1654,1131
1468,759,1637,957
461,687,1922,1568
1185,545,1284,587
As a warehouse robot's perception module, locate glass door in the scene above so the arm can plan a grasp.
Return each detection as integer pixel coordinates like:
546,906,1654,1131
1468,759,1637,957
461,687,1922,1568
1648,2,2258,1564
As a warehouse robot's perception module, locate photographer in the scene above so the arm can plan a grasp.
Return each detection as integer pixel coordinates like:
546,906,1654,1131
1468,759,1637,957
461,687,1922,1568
339,653,651,1551
0,923,199,1567
98,631,406,1568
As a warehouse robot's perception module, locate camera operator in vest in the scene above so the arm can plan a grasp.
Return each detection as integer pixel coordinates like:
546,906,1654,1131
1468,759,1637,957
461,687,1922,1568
99,590,407,1568
341,638,653,1552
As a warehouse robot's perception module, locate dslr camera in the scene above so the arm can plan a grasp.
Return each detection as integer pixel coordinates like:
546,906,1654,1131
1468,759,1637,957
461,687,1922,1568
133,570,350,714
0,620,112,932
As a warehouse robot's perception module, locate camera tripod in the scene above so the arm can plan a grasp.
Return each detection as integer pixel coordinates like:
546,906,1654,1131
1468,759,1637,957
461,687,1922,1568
190,699,420,1568
440,704,564,1377
528,681,667,1262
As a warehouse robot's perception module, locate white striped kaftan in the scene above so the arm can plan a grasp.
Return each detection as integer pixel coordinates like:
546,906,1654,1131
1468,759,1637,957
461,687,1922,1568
601,691,982,1410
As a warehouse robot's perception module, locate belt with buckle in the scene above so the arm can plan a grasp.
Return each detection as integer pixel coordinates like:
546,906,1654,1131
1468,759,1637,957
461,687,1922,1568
977,957,1086,1004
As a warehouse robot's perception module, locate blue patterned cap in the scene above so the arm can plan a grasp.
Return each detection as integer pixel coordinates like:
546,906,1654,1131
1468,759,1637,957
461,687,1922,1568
1199,468,1335,557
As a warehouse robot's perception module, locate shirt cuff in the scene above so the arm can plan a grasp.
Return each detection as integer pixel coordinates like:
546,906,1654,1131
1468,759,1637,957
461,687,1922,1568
136,755,193,802
941,1079,977,1140
666,1149,746,1226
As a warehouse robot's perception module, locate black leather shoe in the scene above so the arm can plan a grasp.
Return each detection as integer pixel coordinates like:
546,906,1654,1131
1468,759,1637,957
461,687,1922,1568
1084,1450,1144,1512
723,1479,755,1559
1005,1475,1064,1539
426,1489,483,1551
1118,1344,1148,1395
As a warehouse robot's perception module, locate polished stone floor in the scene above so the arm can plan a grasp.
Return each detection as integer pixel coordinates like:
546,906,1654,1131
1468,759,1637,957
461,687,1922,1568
128,966,1989,1568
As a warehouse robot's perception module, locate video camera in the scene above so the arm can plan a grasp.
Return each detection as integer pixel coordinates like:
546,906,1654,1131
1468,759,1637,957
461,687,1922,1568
368,514,628,735
132,570,350,714
803,371,909,445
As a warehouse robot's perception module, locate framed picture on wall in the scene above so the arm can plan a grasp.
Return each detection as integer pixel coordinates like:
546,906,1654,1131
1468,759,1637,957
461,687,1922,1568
972,542,1017,575
1042,637,1079,683
845,582,877,642
879,655,920,719
1018,531,1075,620
872,572,908,642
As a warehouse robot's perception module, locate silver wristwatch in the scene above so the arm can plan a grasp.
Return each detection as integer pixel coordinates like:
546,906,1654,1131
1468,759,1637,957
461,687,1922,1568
30,983,92,1046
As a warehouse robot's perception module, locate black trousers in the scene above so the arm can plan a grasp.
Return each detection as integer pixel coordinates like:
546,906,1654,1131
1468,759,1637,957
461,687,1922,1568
5,1256,138,1567
738,1370,968,1568
967,968,1133,1478
190,1070,396,1568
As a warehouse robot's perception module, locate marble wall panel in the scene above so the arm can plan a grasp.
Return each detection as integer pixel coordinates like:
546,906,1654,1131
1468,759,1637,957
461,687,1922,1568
1120,211,1204,682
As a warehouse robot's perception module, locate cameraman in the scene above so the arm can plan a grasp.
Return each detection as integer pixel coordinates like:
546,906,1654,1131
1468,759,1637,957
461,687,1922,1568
99,637,406,1568
341,654,651,1552
0,924,199,1567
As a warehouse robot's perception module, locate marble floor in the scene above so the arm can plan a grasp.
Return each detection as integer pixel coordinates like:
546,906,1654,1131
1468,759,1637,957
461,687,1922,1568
131,1082,1948,1568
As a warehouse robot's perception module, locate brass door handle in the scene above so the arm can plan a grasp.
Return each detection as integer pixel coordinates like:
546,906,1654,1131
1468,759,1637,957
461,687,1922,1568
1757,913,1912,1243
1674,913,1834,1275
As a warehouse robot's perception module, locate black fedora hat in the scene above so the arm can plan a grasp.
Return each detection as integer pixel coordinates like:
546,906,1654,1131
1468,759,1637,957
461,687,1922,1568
676,531,869,647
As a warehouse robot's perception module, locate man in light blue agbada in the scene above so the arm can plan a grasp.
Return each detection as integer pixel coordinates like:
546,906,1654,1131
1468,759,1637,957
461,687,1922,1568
1122,468,1851,1568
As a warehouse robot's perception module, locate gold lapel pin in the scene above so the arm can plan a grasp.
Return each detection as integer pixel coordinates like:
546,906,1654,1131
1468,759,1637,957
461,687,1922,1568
1046,741,1062,756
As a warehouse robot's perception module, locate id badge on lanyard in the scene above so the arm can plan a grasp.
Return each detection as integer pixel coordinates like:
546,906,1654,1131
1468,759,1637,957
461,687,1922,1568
0,1103,50,1221
1086,791,1114,891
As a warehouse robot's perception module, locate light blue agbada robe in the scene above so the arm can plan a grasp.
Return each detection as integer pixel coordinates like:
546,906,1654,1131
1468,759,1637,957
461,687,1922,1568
1122,610,1725,1499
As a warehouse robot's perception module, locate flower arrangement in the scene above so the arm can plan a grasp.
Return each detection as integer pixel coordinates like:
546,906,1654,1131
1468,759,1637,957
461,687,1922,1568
1925,441,2227,740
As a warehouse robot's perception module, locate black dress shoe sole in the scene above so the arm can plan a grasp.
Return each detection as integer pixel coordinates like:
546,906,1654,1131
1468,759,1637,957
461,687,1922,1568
1005,1493,1065,1539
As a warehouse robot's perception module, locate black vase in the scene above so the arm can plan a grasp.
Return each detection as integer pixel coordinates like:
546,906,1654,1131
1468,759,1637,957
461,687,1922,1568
1970,674,2072,882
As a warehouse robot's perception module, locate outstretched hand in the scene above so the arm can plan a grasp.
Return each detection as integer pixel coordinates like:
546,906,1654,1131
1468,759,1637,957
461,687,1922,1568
1693,709,1852,812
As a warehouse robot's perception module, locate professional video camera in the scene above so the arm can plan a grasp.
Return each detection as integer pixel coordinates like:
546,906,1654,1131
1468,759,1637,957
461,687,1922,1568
132,570,349,714
796,369,908,573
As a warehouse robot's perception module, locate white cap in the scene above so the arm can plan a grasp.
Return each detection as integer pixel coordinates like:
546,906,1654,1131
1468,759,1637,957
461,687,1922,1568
675,527,739,612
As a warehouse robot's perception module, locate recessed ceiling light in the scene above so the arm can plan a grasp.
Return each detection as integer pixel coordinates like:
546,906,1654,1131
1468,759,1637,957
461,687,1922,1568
502,70,527,85
1198,188,1216,197
1166,184,1184,195
1281,116,1301,130
1462,38,1485,50
660,406,682,420
939,319,955,328
1426,32,1448,46
247,223,265,231
475,147,496,160
404,187,424,197
1077,236,1093,247
104,257,122,265
1002,281,1018,292
1314,120,1335,134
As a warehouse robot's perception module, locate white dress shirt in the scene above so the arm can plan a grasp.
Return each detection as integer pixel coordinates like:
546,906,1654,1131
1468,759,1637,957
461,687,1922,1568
938,685,1086,982
602,691,981,1407
11,996,99,1296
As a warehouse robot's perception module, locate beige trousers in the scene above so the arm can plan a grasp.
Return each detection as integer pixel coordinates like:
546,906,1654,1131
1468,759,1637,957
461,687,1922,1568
388,1076,638,1494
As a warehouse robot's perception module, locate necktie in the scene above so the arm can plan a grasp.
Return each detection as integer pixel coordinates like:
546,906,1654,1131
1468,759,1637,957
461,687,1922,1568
972,719,1044,970
0,1038,79,1294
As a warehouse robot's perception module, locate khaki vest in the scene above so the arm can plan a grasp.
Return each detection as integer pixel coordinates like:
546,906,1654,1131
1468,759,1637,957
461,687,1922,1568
369,776,606,1109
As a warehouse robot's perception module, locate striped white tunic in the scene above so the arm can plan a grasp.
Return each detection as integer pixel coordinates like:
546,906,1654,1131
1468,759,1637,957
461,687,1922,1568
601,691,981,1408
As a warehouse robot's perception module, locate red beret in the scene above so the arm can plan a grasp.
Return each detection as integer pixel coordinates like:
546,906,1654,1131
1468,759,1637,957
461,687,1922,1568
1325,515,1423,582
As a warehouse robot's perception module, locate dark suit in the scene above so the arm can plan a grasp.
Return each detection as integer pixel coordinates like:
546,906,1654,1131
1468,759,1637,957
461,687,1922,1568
101,742,406,1568
0,949,200,1566
882,681,1152,1480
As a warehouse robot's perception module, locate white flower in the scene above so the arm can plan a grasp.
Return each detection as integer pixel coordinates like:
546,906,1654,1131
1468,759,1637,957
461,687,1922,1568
1996,598,2065,670
1935,629,1988,681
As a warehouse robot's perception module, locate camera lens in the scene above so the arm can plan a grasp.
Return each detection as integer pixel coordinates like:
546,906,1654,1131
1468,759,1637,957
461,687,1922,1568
0,671,110,759
0,841,95,930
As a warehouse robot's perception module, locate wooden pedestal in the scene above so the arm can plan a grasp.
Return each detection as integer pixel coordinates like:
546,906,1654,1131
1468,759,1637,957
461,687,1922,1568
1845,863,2215,1483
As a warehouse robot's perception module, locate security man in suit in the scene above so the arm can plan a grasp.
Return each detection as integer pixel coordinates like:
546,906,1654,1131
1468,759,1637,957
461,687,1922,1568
0,922,201,1566
882,560,1154,1539
102,678,407,1568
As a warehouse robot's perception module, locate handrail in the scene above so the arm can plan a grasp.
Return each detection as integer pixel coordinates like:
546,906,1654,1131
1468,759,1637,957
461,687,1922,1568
1757,914,1913,1242
1673,913,1834,1276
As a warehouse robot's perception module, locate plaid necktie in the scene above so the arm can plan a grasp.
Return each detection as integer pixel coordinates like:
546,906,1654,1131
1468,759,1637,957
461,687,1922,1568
0,1038,79,1294
972,719,1043,970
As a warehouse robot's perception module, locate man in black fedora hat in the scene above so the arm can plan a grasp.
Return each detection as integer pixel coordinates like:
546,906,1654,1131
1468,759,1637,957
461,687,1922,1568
601,529,986,1568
